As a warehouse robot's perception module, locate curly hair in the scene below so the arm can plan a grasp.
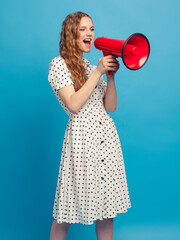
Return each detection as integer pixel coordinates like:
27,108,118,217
59,11,92,92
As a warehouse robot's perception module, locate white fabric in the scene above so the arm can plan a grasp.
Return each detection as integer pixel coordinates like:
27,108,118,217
48,55,131,225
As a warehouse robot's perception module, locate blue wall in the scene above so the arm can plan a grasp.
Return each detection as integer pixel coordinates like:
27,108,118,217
0,0,180,239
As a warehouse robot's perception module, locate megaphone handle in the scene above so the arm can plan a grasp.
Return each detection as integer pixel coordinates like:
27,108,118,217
107,71,114,76
102,51,115,76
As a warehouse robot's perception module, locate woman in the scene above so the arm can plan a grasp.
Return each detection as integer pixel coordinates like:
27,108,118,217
48,11,131,240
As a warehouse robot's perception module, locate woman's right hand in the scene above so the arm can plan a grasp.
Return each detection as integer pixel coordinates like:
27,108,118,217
96,55,120,75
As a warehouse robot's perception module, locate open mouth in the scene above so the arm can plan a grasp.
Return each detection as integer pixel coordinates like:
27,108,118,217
83,39,91,46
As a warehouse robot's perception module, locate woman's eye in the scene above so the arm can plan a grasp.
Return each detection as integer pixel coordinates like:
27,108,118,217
80,28,94,31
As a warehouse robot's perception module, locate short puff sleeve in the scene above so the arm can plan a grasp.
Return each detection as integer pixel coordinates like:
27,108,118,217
48,57,74,92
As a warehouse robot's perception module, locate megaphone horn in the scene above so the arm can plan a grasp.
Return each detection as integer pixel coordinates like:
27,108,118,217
94,33,150,72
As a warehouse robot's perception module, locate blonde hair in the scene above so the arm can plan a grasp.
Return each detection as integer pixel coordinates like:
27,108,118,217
59,11,92,91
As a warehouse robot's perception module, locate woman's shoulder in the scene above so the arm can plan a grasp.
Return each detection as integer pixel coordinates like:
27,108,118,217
49,55,97,72
48,55,69,74
49,55,65,66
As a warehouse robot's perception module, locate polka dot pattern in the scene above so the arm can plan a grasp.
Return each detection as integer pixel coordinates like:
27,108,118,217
48,55,131,225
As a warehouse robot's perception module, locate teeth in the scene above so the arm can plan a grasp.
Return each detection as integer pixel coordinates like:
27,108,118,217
83,39,91,42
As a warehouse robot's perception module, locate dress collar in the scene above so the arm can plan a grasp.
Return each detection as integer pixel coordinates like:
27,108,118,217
82,57,90,65
59,55,90,67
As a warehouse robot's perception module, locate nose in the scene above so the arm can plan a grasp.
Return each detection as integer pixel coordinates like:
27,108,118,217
86,29,92,36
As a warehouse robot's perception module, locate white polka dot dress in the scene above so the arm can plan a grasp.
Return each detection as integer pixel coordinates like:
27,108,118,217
48,55,131,225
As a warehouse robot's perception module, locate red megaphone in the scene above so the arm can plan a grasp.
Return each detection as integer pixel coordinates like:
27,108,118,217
94,33,150,75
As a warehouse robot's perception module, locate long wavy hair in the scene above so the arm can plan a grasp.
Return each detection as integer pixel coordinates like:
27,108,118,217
59,11,92,92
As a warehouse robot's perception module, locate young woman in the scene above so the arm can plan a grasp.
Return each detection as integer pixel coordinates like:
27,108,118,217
48,11,131,240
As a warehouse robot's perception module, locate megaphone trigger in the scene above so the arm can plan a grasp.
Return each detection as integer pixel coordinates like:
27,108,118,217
102,51,109,57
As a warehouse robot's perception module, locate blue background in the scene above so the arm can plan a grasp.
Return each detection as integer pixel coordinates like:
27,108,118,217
0,0,180,239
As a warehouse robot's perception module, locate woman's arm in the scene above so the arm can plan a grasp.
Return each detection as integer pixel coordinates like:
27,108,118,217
103,74,117,112
58,55,119,114
69,68,102,113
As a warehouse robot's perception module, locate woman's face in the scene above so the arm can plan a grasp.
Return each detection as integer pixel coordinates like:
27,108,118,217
77,16,95,54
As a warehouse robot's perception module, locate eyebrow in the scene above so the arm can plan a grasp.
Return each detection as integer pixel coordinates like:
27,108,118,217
80,26,94,28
